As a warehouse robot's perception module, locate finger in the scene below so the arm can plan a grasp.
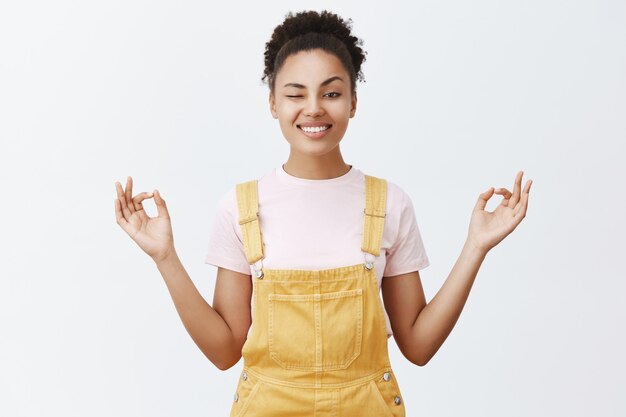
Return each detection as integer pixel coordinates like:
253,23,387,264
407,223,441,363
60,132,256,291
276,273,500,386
125,176,135,214
114,198,131,232
115,181,132,220
513,179,532,219
153,189,171,219
494,187,512,206
513,191,528,222
114,198,125,224
494,188,512,199
474,187,494,212
132,191,153,212
509,171,523,207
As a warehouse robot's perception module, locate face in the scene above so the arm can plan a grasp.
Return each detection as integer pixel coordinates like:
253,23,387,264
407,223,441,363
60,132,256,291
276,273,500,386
269,49,357,157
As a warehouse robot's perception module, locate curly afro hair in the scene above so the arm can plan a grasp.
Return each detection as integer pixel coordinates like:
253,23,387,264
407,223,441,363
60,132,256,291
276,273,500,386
262,10,367,95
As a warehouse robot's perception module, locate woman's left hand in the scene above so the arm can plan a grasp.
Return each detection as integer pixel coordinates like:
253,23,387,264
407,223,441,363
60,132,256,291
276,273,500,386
467,170,533,254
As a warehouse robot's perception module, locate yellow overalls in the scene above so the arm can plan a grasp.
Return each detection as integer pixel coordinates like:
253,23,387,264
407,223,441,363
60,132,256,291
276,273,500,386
230,174,406,417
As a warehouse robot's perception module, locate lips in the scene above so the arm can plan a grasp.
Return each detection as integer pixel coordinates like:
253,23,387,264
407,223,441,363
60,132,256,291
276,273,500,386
297,122,332,138
298,126,331,135
297,122,332,135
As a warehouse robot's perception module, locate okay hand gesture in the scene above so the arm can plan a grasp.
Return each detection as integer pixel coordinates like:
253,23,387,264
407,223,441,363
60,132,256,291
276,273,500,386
467,171,533,254
114,176,175,262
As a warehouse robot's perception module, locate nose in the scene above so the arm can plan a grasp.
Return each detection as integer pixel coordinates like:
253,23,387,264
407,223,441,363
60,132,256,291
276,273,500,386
303,96,324,118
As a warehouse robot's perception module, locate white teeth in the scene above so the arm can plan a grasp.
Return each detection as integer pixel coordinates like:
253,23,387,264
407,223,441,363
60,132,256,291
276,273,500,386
301,125,329,133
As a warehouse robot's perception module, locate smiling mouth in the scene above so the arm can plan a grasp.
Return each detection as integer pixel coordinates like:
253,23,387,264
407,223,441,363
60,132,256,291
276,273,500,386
297,124,332,133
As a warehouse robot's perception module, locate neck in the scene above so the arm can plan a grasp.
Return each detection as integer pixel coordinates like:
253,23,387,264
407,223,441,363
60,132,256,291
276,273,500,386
283,150,351,180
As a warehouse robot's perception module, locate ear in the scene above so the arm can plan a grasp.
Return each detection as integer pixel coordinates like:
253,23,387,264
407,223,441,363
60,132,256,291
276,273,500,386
269,92,278,119
350,92,357,118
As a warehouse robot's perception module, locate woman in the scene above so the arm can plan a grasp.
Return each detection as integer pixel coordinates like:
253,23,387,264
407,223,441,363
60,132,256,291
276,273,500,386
114,10,532,416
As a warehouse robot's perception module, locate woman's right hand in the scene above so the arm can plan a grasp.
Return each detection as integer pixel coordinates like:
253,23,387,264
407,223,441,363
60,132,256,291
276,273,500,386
114,176,175,262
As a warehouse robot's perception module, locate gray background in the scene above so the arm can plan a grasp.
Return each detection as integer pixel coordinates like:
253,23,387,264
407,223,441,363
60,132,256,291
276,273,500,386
1,0,624,416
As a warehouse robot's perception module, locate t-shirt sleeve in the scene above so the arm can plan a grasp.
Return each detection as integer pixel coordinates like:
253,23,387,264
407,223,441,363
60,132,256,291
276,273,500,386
383,189,430,277
204,186,251,275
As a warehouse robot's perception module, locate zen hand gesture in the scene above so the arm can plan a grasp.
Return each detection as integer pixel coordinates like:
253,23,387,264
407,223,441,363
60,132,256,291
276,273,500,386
467,171,533,254
114,176,175,262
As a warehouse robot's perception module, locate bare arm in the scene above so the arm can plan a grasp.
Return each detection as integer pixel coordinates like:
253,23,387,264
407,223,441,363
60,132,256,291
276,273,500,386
383,171,531,366
382,241,486,366
154,251,252,371
114,177,252,371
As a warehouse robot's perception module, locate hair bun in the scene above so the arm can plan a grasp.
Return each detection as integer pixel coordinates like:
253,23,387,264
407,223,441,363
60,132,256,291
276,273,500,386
263,10,367,93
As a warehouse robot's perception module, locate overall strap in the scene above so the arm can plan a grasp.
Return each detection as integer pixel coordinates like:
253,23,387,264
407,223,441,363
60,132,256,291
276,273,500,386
361,175,387,256
235,179,265,265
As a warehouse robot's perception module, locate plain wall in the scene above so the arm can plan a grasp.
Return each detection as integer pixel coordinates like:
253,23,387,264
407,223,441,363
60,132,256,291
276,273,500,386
0,0,624,416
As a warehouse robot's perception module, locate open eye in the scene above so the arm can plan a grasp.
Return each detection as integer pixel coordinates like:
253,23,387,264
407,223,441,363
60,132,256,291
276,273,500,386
325,92,341,98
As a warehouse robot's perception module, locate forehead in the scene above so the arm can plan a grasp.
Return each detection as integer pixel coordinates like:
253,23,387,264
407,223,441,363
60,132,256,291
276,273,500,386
276,49,349,86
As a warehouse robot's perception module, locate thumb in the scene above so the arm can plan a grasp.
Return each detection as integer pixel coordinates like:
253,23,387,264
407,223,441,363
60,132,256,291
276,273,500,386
474,187,494,212
153,189,171,219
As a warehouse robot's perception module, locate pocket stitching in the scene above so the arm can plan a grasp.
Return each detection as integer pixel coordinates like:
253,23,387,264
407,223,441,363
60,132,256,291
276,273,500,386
369,380,395,417
268,289,363,370
235,380,262,417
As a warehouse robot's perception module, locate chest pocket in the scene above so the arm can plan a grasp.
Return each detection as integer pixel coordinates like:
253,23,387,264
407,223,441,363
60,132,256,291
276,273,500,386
267,288,363,371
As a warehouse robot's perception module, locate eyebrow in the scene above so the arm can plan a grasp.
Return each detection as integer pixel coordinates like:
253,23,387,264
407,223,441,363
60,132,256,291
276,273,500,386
283,76,344,89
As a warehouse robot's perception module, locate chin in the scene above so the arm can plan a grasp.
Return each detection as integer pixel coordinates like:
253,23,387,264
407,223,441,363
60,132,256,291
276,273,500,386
289,141,342,157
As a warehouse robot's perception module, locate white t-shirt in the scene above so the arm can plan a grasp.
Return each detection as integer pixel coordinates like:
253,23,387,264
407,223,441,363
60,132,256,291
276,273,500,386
205,165,430,338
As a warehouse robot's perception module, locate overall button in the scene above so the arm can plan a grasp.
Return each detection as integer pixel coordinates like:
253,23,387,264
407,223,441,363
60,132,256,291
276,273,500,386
234,392,239,402
394,395,402,405
241,371,248,381
383,372,391,381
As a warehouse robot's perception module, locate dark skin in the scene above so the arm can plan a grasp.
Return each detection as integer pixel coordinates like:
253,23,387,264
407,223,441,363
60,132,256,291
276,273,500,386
114,48,532,369
382,171,530,365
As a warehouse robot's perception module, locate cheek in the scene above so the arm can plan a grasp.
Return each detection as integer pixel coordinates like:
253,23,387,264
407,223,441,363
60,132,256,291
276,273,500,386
275,98,351,123
329,98,353,114
276,102,299,119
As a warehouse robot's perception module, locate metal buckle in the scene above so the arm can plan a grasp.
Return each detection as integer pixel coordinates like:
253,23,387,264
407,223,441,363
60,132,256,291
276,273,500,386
363,253,375,270
253,261,264,279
